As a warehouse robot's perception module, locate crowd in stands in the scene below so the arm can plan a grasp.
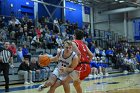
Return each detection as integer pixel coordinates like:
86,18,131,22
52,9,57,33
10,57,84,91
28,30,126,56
0,14,140,85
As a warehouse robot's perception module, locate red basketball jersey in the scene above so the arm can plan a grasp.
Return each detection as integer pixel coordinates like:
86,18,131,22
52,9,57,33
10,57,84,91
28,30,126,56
73,40,90,63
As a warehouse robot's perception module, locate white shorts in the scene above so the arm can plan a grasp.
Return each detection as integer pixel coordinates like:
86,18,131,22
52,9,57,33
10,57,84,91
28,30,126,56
53,68,80,81
52,68,69,80
69,70,80,81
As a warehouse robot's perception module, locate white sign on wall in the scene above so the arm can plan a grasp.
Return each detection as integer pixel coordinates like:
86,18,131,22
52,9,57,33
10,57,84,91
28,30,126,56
82,6,90,23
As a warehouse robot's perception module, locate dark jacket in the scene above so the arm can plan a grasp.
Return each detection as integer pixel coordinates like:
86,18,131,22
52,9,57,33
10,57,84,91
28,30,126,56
18,62,30,72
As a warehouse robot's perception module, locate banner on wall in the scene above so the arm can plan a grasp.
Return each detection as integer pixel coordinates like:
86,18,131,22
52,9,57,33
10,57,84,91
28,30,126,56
82,6,90,23
84,6,90,14
133,19,140,40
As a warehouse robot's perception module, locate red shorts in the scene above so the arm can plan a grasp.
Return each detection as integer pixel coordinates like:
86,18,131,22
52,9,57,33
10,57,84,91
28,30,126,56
74,63,91,80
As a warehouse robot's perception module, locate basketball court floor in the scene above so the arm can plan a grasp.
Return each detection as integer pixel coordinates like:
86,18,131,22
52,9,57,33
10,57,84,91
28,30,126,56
0,72,140,93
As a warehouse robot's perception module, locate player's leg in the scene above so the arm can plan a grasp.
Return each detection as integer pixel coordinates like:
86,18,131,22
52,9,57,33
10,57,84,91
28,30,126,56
73,80,82,93
47,80,61,93
38,74,57,91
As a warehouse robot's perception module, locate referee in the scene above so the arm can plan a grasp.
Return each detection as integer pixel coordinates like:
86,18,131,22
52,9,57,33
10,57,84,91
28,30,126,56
0,41,13,92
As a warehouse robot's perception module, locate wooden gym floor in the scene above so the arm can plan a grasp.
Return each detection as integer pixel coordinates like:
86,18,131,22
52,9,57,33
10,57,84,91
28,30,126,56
0,72,140,93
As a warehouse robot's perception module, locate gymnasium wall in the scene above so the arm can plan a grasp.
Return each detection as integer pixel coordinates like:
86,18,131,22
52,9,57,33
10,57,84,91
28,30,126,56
65,1,82,28
1,0,34,19
0,0,89,29
94,7,140,41
0,0,62,20
128,10,140,41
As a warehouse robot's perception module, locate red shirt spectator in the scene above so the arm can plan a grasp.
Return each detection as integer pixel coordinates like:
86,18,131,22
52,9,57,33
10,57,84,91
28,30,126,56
8,42,17,56
35,27,41,37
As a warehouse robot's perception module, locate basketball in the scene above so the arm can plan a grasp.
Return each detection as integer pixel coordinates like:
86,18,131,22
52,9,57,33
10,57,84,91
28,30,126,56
38,54,51,67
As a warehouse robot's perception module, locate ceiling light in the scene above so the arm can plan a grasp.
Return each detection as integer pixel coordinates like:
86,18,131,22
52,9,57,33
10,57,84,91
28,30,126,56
26,2,29,5
119,0,125,3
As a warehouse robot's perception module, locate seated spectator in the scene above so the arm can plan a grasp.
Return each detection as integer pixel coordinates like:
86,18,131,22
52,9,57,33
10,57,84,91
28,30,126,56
40,66,50,81
121,53,131,74
8,42,17,62
85,35,92,49
17,27,25,44
90,41,95,56
35,27,41,37
129,54,139,73
106,47,114,65
89,57,99,78
18,57,34,85
17,47,24,62
9,16,21,26
30,57,41,81
31,35,42,48
10,31,16,40
136,51,140,70
56,36,63,47
96,57,103,77
22,45,31,61
101,57,109,76
95,46,100,57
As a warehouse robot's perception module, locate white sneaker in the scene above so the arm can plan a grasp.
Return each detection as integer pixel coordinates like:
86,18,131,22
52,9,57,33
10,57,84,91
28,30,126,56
105,73,109,76
97,74,101,78
88,74,94,78
100,72,103,76
30,81,34,84
123,70,128,74
37,84,45,91
136,69,139,72
24,82,30,85
93,74,97,78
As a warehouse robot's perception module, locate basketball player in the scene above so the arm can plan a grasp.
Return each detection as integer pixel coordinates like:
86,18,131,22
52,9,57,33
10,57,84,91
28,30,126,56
37,40,79,92
47,30,93,93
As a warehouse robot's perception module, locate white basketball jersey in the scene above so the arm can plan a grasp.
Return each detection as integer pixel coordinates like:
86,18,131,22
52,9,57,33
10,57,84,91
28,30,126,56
57,49,76,69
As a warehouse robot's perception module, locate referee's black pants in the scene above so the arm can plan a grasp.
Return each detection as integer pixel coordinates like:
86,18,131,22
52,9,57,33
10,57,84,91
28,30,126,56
0,63,9,90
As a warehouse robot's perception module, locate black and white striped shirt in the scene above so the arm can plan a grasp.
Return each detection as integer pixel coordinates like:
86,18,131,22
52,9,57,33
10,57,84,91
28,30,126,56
0,49,12,63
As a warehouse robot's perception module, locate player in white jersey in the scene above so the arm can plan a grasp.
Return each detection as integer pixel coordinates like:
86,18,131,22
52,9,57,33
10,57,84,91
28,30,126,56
38,40,79,92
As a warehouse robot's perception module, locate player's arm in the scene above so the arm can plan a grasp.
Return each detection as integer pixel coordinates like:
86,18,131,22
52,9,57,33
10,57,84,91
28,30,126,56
50,51,60,62
86,46,93,62
60,55,79,72
72,42,81,62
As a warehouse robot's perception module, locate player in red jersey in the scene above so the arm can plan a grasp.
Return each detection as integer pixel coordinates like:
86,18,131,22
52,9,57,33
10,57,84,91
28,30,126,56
62,30,93,93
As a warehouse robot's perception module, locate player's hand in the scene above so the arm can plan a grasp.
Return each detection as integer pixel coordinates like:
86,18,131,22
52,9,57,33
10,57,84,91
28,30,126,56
60,66,66,73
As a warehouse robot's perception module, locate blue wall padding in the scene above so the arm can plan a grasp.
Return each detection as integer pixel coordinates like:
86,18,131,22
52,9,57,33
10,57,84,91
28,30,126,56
65,2,82,28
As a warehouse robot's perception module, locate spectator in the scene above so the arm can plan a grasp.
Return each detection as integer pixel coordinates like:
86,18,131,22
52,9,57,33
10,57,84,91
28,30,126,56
35,27,41,37
17,47,24,62
136,51,140,70
31,35,41,48
56,36,63,47
22,45,31,61
8,42,17,57
90,41,95,55
106,47,114,65
30,57,41,81
18,57,33,85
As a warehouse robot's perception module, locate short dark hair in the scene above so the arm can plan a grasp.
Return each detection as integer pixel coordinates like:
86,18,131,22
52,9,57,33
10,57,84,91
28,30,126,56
74,29,84,40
